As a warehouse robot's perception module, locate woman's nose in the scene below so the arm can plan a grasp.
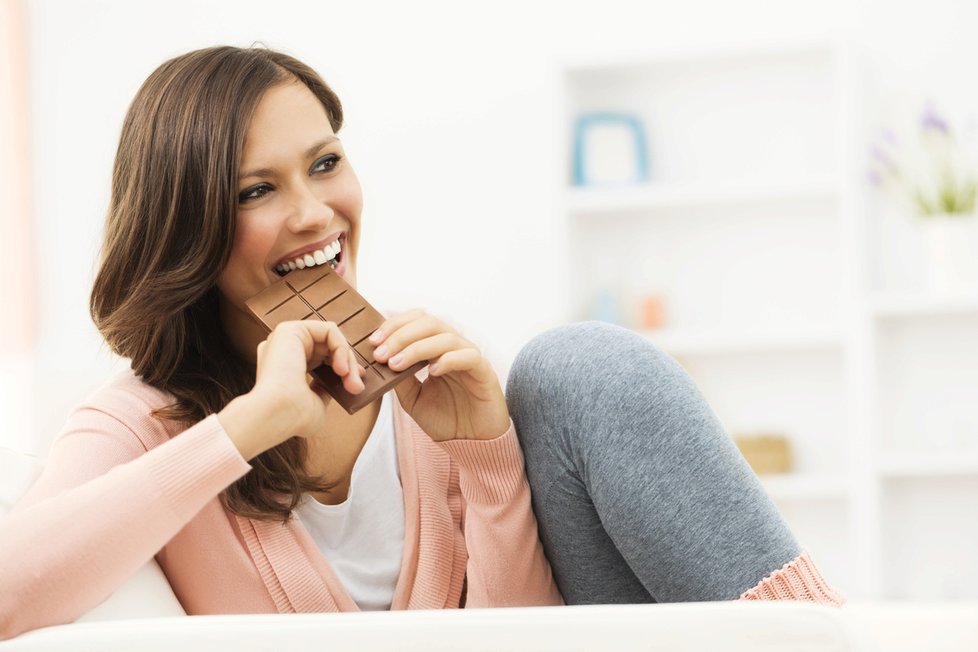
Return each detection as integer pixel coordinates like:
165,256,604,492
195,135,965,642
287,182,334,232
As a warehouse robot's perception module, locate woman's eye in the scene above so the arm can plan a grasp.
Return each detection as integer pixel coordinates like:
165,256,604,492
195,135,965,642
312,154,342,174
238,184,271,203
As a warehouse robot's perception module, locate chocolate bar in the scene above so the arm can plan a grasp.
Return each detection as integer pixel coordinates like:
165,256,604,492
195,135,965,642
244,265,427,414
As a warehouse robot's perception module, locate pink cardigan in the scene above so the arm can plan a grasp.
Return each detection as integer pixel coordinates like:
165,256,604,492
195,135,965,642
0,371,563,638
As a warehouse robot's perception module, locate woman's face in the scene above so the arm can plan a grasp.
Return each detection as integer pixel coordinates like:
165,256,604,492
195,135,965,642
217,80,363,357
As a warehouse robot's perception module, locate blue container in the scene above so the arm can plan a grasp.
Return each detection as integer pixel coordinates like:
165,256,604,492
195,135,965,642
572,113,649,187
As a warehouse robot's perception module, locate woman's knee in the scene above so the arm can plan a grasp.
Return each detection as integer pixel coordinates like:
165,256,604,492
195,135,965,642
506,320,701,432
506,322,615,441
507,321,672,395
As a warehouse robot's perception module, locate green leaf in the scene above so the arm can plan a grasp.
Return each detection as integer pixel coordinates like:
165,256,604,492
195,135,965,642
914,188,936,215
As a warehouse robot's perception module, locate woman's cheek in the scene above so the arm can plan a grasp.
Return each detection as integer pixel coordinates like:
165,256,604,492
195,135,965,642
236,209,279,260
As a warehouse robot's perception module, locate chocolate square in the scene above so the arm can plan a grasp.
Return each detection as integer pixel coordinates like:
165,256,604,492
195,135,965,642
244,265,427,414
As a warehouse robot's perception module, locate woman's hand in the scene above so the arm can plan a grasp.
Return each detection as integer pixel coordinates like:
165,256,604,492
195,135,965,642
220,320,364,460
369,310,511,442
254,319,366,438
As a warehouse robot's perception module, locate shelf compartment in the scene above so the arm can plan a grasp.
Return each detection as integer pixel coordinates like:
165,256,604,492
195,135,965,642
881,476,978,600
565,177,838,215
871,293,978,319
875,314,978,454
560,41,839,78
759,472,849,502
879,451,978,479
679,348,847,477
643,326,843,358
563,44,840,190
568,202,845,332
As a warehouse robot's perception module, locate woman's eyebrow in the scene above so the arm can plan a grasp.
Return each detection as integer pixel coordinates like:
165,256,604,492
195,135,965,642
239,135,340,181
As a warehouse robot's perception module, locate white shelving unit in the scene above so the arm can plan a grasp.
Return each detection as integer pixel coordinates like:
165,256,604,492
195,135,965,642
640,325,844,358
565,176,838,214
759,472,850,502
555,41,978,601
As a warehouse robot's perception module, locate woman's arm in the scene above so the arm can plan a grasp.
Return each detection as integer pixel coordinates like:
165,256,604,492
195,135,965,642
0,386,310,640
0,319,366,640
439,424,564,608
368,310,561,606
0,405,250,640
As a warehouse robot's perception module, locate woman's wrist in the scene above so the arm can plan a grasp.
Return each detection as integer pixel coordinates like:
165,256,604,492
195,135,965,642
468,417,513,442
218,388,297,461
466,407,513,442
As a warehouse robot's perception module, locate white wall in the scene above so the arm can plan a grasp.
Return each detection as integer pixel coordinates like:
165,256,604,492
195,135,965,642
20,0,978,452
0,0,34,453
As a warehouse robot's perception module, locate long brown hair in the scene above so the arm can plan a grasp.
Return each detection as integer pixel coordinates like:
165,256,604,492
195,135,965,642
90,46,344,522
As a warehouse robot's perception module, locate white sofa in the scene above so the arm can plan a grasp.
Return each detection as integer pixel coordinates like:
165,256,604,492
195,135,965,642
2,446,975,652
0,603,879,652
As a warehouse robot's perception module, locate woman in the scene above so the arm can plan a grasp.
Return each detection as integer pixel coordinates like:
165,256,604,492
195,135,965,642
0,45,842,640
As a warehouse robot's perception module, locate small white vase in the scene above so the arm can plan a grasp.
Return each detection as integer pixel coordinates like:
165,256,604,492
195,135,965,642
917,213,978,296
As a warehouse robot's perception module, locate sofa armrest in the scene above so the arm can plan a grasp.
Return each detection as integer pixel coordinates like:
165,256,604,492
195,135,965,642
0,602,878,651
1,446,186,626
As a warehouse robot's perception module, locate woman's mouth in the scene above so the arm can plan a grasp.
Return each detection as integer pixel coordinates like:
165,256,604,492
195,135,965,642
273,235,344,277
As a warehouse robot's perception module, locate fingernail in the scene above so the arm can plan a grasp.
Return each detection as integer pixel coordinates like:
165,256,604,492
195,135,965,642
370,330,384,343
389,354,403,367
375,345,388,358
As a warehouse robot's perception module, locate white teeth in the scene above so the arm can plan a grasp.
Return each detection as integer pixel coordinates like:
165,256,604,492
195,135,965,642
276,237,344,276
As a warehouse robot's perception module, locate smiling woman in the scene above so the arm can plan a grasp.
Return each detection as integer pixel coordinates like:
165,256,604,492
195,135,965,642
0,45,559,640
0,0,34,453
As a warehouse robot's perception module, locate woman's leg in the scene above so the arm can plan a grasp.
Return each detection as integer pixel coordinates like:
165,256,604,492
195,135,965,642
506,321,842,605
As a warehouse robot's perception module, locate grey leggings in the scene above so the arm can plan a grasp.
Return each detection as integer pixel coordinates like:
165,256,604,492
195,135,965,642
505,321,801,604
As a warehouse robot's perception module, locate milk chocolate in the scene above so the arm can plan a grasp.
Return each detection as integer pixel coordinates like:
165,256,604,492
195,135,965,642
244,265,426,414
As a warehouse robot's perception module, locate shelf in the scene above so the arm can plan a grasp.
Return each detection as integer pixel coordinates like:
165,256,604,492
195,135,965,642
560,40,839,76
879,451,978,479
759,473,849,502
641,326,843,358
565,177,838,215
871,294,978,320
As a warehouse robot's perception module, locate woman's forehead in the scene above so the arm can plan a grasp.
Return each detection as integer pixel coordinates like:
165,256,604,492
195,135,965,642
239,83,336,172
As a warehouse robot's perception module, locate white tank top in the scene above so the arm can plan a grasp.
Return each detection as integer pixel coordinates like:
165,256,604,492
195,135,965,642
294,391,405,610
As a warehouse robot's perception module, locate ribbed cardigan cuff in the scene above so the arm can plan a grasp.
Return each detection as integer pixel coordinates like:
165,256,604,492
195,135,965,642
738,549,847,607
146,414,252,522
436,421,526,505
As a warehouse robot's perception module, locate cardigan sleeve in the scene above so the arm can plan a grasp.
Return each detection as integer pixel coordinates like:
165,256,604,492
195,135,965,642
437,422,564,608
0,404,251,640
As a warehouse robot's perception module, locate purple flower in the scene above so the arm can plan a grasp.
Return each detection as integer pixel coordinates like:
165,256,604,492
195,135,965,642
920,103,949,134
870,143,898,172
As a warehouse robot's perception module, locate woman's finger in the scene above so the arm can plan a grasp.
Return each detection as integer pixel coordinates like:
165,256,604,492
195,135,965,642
427,347,482,376
429,349,498,388
312,321,365,393
381,332,468,372
272,320,364,393
298,320,351,370
372,315,454,362
368,309,436,347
